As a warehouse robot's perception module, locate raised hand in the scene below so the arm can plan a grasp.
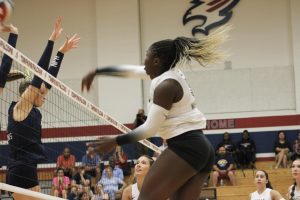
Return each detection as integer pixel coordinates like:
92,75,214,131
81,69,96,92
6,70,26,81
58,34,80,54
49,16,63,41
0,23,18,34
86,135,117,154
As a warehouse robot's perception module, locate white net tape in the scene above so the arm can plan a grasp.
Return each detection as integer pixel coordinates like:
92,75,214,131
0,182,64,200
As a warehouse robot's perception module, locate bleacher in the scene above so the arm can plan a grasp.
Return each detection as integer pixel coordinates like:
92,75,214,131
0,161,293,200
214,161,292,200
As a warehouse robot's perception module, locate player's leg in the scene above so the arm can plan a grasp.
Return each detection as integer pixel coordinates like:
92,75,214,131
138,130,214,200
138,148,198,200
170,172,209,200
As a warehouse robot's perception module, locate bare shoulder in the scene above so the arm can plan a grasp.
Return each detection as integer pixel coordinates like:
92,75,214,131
122,185,132,200
154,79,183,108
155,78,181,93
270,189,285,200
248,192,252,200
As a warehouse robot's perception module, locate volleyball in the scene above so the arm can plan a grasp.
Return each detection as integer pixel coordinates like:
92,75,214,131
0,0,14,23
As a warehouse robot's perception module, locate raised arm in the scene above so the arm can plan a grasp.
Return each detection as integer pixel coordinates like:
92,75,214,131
13,17,62,121
43,33,80,92
0,24,18,95
14,31,79,122
117,180,127,197
79,169,89,186
81,65,147,92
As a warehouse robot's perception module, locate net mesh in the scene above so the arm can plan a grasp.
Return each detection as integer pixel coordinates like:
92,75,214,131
0,59,116,165
0,37,159,199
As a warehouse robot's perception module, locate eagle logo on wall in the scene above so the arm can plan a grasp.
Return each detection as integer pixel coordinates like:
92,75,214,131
183,0,240,36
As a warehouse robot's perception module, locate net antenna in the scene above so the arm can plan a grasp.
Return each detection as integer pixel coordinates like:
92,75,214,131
0,37,161,152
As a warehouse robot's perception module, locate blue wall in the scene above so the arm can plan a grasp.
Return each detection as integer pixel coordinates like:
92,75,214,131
0,130,298,166
206,129,298,153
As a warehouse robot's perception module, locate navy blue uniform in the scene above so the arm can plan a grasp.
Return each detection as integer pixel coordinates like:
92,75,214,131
6,102,47,188
5,39,54,189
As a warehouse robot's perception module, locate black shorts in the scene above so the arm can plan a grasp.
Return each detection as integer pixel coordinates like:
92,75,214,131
6,163,38,189
167,130,215,172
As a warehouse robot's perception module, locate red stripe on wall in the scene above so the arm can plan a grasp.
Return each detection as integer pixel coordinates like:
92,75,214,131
1,115,300,140
0,124,134,140
205,115,300,130
234,115,300,128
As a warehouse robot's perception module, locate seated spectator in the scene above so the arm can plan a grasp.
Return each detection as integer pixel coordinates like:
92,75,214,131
56,147,76,178
72,166,92,187
236,130,256,169
217,132,238,167
291,131,300,161
77,191,90,200
82,146,101,181
102,156,124,181
217,132,236,154
52,167,70,199
274,130,291,169
113,145,131,176
99,167,126,200
133,109,147,128
212,146,237,187
83,185,94,199
93,184,109,200
68,185,78,200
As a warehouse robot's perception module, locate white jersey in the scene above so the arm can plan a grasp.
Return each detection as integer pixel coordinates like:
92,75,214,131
250,188,272,200
149,69,206,139
289,185,300,200
131,183,140,200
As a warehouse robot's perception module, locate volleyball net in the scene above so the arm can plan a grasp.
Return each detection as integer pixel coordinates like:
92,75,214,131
0,36,160,199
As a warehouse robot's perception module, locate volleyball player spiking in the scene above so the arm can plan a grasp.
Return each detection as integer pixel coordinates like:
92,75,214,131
83,26,230,200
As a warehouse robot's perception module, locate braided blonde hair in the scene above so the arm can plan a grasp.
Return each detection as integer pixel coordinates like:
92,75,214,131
149,25,230,72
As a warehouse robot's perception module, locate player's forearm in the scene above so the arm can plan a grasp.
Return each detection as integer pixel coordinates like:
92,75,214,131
44,51,64,89
31,40,54,89
95,65,148,79
0,33,18,88
38,40,54,69
116,104,168,145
